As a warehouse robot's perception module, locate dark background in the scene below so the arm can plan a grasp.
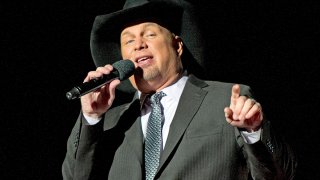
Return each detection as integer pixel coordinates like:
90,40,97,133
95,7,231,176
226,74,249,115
1,0,319,179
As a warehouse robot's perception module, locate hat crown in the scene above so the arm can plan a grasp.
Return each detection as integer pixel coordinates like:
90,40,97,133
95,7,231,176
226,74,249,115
123,0,149,9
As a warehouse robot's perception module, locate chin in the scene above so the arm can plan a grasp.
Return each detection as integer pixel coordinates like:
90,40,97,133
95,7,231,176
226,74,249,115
142,67,160,81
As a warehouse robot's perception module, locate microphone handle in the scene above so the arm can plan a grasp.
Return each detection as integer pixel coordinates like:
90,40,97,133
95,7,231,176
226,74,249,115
66,71,119,100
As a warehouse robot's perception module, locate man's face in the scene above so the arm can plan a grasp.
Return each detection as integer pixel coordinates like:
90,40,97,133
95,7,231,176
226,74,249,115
120,22,183,93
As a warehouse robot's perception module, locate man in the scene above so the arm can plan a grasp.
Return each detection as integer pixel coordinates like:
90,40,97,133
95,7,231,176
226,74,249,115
62,0,297,179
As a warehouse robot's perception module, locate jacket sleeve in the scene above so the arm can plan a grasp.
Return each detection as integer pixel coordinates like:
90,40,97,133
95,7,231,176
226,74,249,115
235,85,298,180
62,112,104,180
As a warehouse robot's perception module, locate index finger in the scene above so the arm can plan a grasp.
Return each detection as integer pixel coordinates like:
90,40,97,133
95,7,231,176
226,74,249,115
231,84,240,106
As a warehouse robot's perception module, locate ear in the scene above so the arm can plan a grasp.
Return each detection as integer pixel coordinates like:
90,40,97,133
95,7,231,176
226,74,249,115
173,35,183,57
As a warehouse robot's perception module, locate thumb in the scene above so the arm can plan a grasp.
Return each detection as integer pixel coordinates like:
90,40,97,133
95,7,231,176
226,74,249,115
224,107,234,123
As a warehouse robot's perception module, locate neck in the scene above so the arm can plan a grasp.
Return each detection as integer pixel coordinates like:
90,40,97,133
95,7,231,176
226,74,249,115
140,72,184,94
155,72,183,92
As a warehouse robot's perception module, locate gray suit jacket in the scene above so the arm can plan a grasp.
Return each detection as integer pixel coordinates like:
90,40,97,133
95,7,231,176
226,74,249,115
62,75,297,180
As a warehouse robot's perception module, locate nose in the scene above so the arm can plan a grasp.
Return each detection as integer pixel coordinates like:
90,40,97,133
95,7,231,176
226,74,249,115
134,37,147,51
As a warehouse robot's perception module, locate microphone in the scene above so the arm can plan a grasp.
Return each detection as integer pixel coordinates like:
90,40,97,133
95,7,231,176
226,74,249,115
66,60,135,100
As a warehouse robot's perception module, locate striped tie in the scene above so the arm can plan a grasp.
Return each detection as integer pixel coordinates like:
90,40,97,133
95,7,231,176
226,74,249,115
144,91,166,180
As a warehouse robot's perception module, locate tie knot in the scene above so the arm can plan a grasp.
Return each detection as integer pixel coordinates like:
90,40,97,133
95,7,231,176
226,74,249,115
150,91,166,105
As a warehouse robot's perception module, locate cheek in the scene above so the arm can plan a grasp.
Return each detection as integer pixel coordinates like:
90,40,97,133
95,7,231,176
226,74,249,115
153,42,171,58
120,47,126,58
121,47,131,59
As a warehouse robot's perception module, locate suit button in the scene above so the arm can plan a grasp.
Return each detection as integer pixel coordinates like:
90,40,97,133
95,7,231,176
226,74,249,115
74,130,80,148
266,139,274,153
74,142,78,148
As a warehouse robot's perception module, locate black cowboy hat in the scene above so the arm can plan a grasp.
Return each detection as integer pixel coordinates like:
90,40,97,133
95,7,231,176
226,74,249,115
90,0,207,94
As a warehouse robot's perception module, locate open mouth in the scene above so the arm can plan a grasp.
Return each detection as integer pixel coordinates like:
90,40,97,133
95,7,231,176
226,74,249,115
137,56,152,62
136,56,153,67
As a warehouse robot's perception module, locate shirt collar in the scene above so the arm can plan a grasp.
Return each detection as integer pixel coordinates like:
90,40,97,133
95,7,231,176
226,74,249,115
161,75,188,102
138,74,189,105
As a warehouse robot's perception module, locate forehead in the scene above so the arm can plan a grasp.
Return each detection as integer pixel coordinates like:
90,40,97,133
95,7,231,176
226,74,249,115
120,21,169,36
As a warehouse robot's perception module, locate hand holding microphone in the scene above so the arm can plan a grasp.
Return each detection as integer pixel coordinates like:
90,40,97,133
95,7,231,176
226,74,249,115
66,60,135,119
66,60,135,100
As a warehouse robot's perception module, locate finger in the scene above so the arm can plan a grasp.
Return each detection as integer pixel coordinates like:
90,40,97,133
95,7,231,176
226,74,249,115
96,65,113,74
245,103,262,120
99,79,121,105
234,96,246,119
225,107,243,127
84,71,105,82
224,107,234,124
230,84,240,108
239,99,256,120
109,79,121,94
84,65,114,83
224,107,233,118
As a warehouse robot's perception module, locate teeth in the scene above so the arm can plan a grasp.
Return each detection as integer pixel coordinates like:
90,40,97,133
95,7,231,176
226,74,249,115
138,57,149,62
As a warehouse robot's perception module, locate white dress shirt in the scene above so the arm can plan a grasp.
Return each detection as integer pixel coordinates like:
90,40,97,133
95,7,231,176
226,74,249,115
140,76,189,149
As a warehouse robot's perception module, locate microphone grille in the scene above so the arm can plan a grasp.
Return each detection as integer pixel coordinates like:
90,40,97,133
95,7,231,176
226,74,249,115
112,60,135,80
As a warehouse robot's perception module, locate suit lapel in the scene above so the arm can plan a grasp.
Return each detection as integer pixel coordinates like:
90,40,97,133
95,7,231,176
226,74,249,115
105,94,144,166
125,115,144,165
123,96,144,165
158,75,208,171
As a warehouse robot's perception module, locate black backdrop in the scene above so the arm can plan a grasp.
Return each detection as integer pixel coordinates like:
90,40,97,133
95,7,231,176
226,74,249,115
2,0,319,179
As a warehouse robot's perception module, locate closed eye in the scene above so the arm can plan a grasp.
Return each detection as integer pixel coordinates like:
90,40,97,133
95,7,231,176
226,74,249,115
125,39,134,45
145,32,156,38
